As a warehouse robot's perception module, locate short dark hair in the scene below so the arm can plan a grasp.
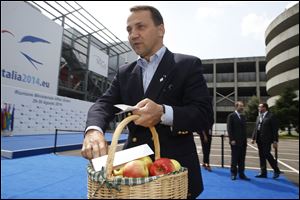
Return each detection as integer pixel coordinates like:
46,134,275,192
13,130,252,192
260,103,269,110
130,5,164,26
235,101,244,108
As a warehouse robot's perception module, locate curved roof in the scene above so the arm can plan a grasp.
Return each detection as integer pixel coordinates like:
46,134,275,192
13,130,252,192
28,1,132,56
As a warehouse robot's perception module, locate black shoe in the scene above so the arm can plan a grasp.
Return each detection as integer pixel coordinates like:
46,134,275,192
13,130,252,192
240,174,251,180
231,175,236,180
255,173,267,178
202,163,208,170
206,164,212,172
273,171,282,179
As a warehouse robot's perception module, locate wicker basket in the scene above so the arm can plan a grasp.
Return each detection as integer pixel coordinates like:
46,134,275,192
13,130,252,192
87,115,188,199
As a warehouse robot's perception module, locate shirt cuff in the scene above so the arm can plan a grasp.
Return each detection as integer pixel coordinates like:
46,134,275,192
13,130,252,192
160,105,173,126
85,126,104,135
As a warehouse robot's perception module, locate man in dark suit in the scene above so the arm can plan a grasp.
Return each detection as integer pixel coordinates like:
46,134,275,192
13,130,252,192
227,101,250,181
81,5,213,199
251,103,281,179
199,128,213,172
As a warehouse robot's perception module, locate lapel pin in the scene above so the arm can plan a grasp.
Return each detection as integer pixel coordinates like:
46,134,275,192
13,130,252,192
160,75,167,82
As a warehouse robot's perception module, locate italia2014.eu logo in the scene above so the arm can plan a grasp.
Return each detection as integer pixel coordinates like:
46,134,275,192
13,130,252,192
1,29,51,70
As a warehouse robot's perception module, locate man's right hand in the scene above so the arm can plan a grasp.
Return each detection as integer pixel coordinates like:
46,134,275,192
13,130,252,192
81,130,108,160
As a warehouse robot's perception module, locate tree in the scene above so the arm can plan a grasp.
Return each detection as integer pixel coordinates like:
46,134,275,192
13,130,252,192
271,87,299,135
245,96,259,122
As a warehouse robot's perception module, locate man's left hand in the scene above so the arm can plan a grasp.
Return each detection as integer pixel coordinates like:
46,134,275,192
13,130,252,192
132,98,164,127
273,142,278,149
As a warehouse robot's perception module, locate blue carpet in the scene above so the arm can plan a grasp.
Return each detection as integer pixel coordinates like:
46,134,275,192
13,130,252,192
1,132,128,158
1,154,299,199
1,132,127,151
1,134,84,150
199,167,299,199
1,154,88,199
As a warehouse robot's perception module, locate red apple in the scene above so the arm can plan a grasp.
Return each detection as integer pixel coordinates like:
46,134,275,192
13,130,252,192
149,158,175,176
138,156,153,171
123,160,149,178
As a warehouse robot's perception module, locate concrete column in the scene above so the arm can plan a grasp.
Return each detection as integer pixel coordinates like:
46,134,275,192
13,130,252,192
256,59,260,100
84,70,89,101
234,59,238,102
213,61,217,123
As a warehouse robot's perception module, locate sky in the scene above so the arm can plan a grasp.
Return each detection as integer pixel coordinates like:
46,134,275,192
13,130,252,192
79,1,298,60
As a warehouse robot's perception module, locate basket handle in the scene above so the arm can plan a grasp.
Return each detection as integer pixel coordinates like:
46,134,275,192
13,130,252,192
105,114,161,180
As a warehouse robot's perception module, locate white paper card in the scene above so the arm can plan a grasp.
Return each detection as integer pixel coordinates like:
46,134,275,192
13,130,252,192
91,144,154,172
114,104,137,114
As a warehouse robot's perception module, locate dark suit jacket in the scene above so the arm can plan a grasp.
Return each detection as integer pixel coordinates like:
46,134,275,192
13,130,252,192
226,112,247,146
86,49,214,198
252,112,279,144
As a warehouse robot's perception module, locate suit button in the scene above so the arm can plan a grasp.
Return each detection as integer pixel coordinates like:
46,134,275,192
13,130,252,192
132,137,137,142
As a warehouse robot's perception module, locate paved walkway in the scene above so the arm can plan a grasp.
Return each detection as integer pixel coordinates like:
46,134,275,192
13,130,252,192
194,135,299,186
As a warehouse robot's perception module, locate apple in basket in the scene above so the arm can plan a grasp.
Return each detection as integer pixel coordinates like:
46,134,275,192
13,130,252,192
149,158,175,176
138,156,153,171
171,159,181,171
113,164,125,177
123,160,149,178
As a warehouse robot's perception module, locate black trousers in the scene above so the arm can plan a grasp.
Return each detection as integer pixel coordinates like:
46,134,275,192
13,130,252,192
199,133,212,164
257,141,280,174
230,144,247,176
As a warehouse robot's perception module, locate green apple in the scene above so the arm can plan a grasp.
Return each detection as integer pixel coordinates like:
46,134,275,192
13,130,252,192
113,165,124,177
171,159,181,171
139,156,153,171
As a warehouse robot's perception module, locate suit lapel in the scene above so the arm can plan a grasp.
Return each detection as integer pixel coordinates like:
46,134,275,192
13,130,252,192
128,63,144,104
144,50,174,101
261,112,268,123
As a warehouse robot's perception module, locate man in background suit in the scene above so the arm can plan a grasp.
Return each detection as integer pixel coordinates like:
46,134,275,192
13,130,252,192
252,103,281,179
81,5,213,199
227,101,250,181
199,128,213,172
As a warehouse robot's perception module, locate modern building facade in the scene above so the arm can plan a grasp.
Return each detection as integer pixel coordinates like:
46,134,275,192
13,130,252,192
27,1,133,103
265,3,299,107
202,57,268,123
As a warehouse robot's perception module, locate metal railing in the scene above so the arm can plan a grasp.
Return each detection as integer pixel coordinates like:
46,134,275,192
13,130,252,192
55,128,278,168
54,129,84,154
200,130,278,168
212,131,228,168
